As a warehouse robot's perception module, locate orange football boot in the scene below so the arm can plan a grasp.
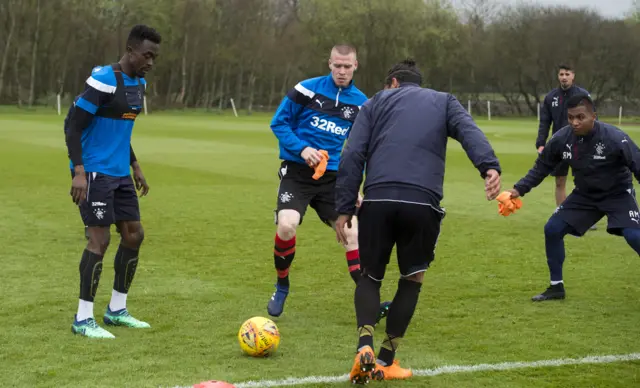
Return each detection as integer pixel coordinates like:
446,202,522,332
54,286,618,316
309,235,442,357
372,360,413,381
349,346,376,384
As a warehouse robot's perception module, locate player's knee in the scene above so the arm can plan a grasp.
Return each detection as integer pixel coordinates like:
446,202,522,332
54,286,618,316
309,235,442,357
122,223,144,248
87,229,111,254
276,210,300,240
544,217,568,240
403,271,425,284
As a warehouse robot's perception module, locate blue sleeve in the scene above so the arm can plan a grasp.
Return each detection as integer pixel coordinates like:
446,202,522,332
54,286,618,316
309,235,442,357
536,94,552,148
75,66,116,114
270,85,312,156
335,99,373,215
514,132,564,196
446,94,501,178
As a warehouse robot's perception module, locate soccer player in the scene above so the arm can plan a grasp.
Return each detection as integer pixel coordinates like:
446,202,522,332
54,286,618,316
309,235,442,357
536,65,592,216
507,93,640,301
335,59,502,383
267,44,391,320
64,25,160,338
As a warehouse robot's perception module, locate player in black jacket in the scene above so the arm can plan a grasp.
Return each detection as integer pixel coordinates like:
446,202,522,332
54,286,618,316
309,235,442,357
507,93,640,301
536,65,592,217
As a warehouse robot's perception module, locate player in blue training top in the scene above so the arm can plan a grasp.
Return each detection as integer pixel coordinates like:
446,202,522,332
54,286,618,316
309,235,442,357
266,44,391,320
507,93,640,302
64,25,160,339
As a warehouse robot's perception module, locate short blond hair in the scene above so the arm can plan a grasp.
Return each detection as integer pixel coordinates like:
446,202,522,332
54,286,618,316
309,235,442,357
331,44,357,56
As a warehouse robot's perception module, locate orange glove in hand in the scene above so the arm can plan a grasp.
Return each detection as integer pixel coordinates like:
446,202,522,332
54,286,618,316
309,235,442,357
312,150,329,180
496,191,523,217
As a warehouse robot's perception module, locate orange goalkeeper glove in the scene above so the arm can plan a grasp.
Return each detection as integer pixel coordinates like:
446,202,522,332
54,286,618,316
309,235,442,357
312,150,329,180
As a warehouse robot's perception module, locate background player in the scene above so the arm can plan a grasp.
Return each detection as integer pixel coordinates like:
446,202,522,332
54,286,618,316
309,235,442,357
536,65,593,227
508,93,640,301
267,44,390,321
335,59,502,383
64,24,160,338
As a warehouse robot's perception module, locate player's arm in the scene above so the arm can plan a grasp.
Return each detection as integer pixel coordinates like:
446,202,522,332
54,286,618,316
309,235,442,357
619,133,640,183
270,84,312,156
446,94,501,177
335,99,374,216
513,135,563,196
66,68,116,204
535,95,552,150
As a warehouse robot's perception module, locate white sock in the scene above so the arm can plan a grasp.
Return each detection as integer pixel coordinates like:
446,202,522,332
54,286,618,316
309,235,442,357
76,300,94,321
109,290,127,311
376,359,388,367
550,280,564,286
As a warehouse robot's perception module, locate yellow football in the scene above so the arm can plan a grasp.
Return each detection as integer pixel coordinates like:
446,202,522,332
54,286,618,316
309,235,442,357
238,316,280,357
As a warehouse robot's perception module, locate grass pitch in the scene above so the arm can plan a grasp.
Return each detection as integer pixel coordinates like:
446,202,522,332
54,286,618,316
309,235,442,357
0,108,639,387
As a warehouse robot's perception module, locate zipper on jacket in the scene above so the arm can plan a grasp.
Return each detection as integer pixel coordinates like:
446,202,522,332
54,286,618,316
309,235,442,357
335,87,341,107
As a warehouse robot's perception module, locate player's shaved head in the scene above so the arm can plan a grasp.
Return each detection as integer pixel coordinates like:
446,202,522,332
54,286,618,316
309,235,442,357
567,93,594,113
331,44,357,57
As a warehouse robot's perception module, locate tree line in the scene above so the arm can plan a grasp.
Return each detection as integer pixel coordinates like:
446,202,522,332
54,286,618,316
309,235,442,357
0,0,639,116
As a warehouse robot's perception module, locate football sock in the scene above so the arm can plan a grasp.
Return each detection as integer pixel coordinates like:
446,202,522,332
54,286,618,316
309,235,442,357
544,217,573,283
622,228,640,255
113,244,139,294
109,290,127,312
78,249,104,320
377,334,401,366
355,275,381,350
379,278,422,365
357,325,375,351
346,249,362,284
77,300,94,322
274,234,295,289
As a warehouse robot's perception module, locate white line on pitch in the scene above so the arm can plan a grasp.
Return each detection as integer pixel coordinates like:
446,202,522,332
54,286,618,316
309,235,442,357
174,352,640,388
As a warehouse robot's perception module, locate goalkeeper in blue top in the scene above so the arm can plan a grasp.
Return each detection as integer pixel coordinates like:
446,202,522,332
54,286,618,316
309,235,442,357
266,44,390,320
64,25,160,338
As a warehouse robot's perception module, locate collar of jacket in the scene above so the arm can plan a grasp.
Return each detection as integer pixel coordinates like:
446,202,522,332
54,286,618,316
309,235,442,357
326,73,355,91
576,121,600,142
399,82,421,88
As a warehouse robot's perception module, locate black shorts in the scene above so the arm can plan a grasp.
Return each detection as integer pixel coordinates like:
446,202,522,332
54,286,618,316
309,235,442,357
551,189,640,236
550,160,573,177
71,171,140,227
274,161,338,226
357,200,445,279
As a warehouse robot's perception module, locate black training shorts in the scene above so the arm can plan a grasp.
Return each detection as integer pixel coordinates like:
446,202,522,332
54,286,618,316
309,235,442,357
72,171,140,227
274,161,338,226
550,160,572,177
550,189,640,236
357,200,445,279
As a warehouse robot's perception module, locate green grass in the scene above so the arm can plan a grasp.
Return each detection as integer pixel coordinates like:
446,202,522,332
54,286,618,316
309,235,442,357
1,110,639,388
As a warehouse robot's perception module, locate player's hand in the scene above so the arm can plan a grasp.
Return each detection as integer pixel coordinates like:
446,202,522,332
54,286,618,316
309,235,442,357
70,173,88,205
335,214,353,245
507,188,521,199
301,147,324,168
132,166,150,197
484,169,501,200
356,193,363,208
537,146,544,154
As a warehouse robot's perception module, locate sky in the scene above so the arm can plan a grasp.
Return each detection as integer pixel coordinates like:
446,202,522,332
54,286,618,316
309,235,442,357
496,0,634,19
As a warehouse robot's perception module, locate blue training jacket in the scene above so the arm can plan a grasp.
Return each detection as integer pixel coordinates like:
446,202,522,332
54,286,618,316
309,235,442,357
270,73,368,171
64,64,146,177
